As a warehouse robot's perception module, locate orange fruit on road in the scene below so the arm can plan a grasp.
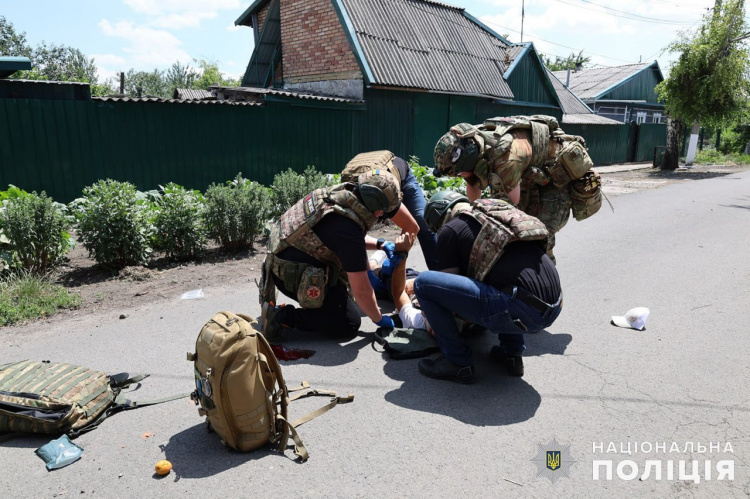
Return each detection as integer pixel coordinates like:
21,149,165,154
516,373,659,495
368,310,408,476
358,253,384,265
154,459,172,475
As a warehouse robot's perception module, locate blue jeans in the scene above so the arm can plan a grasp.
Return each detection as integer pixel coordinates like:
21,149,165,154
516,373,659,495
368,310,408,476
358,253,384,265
414,271,562,366
401,170,439,270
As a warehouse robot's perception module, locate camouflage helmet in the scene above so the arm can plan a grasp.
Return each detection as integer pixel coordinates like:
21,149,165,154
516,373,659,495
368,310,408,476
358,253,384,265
356,169,401,214
433,123,481,177
425,191,470,232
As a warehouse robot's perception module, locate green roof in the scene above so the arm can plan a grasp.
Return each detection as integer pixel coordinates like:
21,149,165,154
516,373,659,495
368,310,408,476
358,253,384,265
0,57,32,78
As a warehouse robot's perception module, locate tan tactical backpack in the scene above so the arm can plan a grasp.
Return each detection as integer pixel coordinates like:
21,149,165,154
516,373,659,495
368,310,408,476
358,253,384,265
188,311,353,461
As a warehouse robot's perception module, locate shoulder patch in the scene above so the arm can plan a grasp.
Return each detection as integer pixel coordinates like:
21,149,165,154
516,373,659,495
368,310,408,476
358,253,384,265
303,194,316,217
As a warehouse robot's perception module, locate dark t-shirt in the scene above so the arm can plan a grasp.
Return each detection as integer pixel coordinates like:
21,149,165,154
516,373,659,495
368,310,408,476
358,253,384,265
382,156,409,219
437,215,561,303
277,213,369,272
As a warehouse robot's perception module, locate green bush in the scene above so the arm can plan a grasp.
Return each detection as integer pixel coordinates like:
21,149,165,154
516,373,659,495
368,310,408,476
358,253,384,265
270,165,335,219
408,156,466,199
151,183,206,261
71,179,152,271
0,271,81,326
203,173,271,250
0,190,71,274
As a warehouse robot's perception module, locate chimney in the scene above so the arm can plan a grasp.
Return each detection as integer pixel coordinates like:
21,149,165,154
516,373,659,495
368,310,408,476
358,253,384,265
574,61,582,72
565,68,571,87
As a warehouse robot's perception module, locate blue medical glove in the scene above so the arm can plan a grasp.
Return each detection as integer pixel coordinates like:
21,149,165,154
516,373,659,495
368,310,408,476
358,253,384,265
367,269,386,293
381,241,396,260
375,315,395,329
380,251,406,277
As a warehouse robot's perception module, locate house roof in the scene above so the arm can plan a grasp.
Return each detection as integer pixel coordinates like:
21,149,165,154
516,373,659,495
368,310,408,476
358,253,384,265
552,62,661,100
335,0,514,99
545,68,593,116
211,86,365,103
0,56,32,79
93,96,261,106
173,88,214,100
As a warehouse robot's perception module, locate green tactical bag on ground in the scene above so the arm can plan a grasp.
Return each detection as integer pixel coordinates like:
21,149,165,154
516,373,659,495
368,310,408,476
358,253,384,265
188,311,353,461
373,327,440,360
0,360,186,437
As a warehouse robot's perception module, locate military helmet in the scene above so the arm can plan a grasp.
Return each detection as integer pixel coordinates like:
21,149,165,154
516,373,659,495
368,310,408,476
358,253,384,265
425,191,470,232
356,169,401,214
433,124,481,178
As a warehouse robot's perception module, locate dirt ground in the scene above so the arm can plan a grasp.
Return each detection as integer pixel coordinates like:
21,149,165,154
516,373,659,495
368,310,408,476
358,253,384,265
40,162,749,325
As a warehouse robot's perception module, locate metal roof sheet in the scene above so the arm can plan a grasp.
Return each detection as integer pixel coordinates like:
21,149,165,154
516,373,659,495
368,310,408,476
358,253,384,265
0,56,32,78
93,96,261,106
552,63,652,100
561,113,622,125
173,88,214,100
213,86,365,103
339,0,514,99
545,68,593,115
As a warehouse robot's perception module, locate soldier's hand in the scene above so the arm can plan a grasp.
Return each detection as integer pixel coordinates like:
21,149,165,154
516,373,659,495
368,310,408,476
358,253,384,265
375,315,395,330
381,240,396,259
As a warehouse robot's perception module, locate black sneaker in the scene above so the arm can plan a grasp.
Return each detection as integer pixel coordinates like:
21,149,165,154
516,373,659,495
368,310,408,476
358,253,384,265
418,354,476,384
489,346,524,377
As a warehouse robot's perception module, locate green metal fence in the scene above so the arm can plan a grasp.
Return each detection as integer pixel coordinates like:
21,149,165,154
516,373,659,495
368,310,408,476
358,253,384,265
564,123,630,165
0,89,664,204
635,123,667,162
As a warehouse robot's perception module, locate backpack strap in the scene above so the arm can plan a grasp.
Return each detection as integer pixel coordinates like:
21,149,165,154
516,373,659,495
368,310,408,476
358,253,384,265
286,382,354,427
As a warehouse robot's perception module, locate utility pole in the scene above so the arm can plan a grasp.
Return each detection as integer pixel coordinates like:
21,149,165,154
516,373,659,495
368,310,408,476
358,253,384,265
520,0,525,43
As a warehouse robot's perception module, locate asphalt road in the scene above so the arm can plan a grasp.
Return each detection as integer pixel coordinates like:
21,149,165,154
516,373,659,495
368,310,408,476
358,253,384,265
1,169,749,498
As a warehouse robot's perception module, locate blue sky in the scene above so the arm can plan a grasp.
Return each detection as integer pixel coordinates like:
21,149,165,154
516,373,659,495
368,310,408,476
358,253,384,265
2,0,717,85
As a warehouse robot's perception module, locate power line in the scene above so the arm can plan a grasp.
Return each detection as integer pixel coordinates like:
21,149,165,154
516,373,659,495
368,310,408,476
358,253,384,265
480,18,640,64
553,0,699,25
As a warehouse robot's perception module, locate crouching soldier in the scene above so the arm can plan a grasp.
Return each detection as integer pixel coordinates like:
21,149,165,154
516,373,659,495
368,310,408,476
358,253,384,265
414,191,563,384
259,170,402,341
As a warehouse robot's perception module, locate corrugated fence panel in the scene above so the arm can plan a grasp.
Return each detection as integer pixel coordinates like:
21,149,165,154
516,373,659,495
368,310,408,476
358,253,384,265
564,123,630,165
636,123,667,162
353,89,414,160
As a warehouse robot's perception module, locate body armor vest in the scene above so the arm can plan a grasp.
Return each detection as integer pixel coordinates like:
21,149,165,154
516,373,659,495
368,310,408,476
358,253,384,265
270,184,375,275
464,199,549,282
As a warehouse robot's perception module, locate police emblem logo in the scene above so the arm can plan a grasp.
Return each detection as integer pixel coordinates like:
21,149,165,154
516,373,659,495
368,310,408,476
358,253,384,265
303,194,316,217
531,438,576,483
546,451,561,470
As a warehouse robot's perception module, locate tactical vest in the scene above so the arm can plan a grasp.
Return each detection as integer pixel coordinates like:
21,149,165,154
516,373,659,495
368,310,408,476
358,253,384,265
341,150,402,185
474,115,593,190
268,184,375,287
462,199,549,282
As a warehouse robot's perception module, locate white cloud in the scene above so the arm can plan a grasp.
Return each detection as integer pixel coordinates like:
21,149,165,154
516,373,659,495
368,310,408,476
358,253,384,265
474,0,712,67
123,0,241,28
226,23,242,32
98,20,192,68
150,12,218,29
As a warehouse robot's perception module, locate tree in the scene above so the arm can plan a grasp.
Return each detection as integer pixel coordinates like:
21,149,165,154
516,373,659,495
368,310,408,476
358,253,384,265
542,50,591,71
656,0,750,169
0,16,32,58
123,69,169,98
191,60,240,90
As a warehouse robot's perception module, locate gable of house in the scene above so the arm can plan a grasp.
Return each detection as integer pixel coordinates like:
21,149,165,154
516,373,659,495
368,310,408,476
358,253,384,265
552,62,663,103
503,43,558,106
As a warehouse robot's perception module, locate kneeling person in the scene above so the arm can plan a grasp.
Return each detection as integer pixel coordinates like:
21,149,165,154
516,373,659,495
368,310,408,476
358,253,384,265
415,192,563,383
260,170,401,340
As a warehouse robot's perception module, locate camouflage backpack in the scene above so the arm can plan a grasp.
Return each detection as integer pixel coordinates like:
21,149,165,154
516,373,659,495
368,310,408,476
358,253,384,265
465,199,549,281
0,360,186,437
341,150,402,185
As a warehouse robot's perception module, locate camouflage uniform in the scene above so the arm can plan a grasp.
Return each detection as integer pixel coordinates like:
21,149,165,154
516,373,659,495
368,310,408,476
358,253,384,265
434,115,597,263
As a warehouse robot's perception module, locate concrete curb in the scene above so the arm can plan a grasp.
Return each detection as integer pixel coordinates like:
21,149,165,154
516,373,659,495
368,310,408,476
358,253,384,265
593,162,653,174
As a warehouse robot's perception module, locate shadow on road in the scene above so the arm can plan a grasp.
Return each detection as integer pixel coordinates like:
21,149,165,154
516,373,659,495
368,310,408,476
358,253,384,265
158,423,283,479
719,194,750,210
379,329,572,426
